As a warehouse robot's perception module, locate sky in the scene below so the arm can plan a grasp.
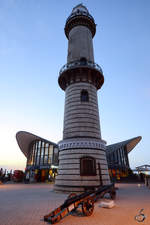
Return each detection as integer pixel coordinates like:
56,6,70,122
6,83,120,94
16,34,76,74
0,0,150,171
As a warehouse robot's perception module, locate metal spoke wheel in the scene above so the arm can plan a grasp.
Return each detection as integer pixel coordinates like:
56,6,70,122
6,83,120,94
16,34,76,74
82,197,94,216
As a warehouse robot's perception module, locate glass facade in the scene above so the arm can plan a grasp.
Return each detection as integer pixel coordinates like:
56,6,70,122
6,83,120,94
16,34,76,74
27,140,58,169
106,146,129,180
107,146,129,170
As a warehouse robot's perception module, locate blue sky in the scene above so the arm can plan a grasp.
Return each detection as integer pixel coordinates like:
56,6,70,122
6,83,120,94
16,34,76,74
0,0,150,171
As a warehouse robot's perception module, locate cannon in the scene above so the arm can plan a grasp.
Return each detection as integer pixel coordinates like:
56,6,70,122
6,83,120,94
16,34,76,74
44,183,116,224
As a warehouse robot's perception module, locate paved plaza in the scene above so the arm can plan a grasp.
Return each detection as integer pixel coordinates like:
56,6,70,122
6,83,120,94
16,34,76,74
0,183,150,225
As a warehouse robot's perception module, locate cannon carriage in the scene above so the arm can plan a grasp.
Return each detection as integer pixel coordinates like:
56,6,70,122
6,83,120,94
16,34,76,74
44,184,116,224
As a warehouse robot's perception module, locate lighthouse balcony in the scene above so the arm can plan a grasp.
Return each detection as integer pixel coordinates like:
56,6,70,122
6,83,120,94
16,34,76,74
66,10,95,24
58,60,104,90
59,60,103,76
65,5,96,38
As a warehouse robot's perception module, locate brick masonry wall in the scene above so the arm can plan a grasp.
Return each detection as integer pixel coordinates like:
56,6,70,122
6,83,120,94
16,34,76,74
63,82,101,139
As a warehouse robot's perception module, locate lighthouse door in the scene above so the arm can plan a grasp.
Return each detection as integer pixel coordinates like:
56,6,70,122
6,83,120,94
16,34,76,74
80,157,96,176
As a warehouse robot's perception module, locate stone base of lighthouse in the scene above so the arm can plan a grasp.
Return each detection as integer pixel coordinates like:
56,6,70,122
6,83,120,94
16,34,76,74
54,138,111,192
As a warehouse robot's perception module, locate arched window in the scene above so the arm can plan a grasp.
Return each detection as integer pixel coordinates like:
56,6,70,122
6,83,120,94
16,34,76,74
80,156,96,176
81,90,89,102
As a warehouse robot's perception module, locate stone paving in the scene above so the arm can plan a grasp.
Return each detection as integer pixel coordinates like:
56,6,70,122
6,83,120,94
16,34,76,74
0,183,150,225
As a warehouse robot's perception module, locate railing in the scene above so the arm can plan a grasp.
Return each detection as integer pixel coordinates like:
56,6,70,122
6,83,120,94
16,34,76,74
66,10,95,24
59,60,103,75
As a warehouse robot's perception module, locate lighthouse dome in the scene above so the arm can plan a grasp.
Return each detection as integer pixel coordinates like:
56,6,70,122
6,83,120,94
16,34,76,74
72,4,89,14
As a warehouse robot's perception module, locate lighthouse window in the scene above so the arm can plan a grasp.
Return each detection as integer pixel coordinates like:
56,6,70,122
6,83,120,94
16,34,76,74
80,57,87,65
80,157,96,176
81,90,89,102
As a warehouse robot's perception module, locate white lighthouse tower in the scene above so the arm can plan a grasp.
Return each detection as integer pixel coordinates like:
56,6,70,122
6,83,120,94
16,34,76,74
55,4,110,192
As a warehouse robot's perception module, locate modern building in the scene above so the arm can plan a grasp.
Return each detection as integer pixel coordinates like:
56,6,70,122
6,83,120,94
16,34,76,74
106,136,142,179
16,131,141,182
135,164,150,174
16,131,59,182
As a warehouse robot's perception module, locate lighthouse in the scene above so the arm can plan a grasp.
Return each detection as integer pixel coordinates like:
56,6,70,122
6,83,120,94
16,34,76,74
55,4,111,192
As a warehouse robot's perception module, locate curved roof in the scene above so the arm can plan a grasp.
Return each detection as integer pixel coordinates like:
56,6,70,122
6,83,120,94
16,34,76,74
16,131,57,158
106,136,142,154
17,131,142,158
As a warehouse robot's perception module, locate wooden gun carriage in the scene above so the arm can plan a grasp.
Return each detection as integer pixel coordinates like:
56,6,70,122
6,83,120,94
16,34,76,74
44,183,116,224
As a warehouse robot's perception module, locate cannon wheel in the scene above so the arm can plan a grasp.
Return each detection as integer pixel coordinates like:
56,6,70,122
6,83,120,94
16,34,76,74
82,197,94,216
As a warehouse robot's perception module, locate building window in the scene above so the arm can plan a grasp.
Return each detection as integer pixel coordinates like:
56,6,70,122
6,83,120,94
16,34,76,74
81,90,89,102
27,140,56,167
80,157,96,176
53,148,59,165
